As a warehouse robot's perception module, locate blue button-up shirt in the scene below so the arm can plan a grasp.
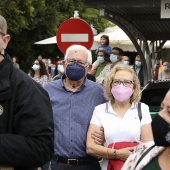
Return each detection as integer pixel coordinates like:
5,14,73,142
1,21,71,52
44,76,106,158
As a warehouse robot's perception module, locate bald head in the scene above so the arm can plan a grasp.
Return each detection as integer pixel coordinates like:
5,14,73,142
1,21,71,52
0,15,7,34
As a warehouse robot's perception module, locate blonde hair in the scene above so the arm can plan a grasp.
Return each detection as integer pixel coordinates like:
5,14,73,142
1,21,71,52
104,65,141,103
0,15,7,34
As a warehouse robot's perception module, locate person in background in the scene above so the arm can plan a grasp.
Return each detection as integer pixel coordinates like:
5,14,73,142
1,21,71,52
53,57,64,81
158,61,170,80
37,55,43,60
96,47,123,85
42,58,52,81
95,35,111,56
132,55,144,88
12,56,20,69
122,56,130,66
28,59,49,87
89,50,109,78
86,65,153,170
92,35,111,74
122,89,170,170
0,14,54,170
42,45,106,170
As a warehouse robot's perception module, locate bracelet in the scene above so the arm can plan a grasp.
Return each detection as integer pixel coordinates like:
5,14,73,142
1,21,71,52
113,149,116,160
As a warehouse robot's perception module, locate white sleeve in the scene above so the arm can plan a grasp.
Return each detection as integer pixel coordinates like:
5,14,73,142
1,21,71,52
90,106,102,127
140,103,152,126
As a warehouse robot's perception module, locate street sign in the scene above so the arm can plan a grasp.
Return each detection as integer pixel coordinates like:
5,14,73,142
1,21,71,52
56,18,94,54
161,0,170,18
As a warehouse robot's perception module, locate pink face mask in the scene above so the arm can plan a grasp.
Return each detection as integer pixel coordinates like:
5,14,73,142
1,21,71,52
111,84,133,102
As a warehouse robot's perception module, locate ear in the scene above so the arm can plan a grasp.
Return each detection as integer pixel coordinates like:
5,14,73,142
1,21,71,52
86,64,92,72
2,34,10,49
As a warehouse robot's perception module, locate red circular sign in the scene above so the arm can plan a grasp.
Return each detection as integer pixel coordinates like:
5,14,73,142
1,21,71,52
56,18,93,54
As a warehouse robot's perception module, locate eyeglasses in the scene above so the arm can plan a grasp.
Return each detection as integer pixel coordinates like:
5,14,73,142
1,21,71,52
112,79,134,87
66,59,89,67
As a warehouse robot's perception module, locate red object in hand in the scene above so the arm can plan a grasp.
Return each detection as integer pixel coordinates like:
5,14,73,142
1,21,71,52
107,142,139,170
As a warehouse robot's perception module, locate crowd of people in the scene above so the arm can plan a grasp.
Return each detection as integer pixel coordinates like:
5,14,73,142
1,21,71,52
1,13,170,170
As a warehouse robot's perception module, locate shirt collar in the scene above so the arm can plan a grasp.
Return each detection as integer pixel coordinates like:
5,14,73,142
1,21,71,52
106,101,137,113
60,74,87,91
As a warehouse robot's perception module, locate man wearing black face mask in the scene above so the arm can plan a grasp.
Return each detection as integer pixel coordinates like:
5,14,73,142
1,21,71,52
43,45,106,170
0,15,54,169
122,90,170,170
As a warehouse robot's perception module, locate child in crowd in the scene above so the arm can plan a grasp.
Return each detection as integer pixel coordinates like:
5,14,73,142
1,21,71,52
95,35,111,56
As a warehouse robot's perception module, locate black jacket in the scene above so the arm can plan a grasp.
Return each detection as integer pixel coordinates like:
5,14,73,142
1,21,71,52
0,53,54,170
133,65,144,87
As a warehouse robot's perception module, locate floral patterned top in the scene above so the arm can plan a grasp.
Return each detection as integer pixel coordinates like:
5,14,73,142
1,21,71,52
30,75,49,87
122,141,165,170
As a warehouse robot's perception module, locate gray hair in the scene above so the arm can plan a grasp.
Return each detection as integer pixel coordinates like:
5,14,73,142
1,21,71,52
64,45,92,64
0,15,7,34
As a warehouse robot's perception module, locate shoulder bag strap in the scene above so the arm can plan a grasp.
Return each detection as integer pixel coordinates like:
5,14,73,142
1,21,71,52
134,144,155,169
138,102,142,121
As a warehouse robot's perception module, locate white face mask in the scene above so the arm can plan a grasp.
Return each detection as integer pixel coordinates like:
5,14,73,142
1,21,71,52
57,65,64,74
32,64,40,71
48,60,51,65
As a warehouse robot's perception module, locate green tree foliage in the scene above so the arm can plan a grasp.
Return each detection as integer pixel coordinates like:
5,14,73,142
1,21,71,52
0,0,112,72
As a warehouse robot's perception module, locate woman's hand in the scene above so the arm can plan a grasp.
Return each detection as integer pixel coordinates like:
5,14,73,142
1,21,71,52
116,147,135,161
91,127,105,145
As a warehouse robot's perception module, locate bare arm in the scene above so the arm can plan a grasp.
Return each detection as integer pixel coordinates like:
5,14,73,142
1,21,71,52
140,123,153,142
86,124,135,161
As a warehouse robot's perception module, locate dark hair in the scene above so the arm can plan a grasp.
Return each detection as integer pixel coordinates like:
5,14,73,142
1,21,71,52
96,50,109,59
12,56,19,63
29,59,48,77
100,35,110,46
112,47,124,56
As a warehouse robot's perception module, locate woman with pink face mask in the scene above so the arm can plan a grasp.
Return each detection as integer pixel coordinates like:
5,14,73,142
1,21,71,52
86,65,153,170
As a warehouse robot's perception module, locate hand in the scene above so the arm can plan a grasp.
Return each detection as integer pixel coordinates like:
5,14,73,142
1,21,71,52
91,127,105,145
116,147,135,161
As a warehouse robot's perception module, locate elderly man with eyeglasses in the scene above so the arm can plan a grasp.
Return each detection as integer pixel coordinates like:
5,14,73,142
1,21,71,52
43,45,106,170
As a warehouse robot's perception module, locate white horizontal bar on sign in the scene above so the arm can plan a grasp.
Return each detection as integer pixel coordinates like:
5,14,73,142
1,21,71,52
61,34,88,42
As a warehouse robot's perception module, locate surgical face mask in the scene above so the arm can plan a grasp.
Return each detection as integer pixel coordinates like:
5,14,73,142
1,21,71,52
57,65,64,74
163,66,168,71
151,114,170,146
123,61,129,65
32,64,40,71
110,54,118,63
48,60,51,65
66,62,85,81
135,61,142,67
97,56,105,64
111,84,133,102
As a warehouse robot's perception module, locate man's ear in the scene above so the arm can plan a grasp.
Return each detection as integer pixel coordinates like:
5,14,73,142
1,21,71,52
3,34,10,49
87,64,92,72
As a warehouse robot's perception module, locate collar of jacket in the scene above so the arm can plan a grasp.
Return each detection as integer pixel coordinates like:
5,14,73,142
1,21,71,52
0,53,13,101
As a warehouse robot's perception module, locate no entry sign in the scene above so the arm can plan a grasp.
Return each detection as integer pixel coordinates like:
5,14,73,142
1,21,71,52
56,18,94,54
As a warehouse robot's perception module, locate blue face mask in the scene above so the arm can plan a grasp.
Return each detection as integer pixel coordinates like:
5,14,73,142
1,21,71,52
110,54,118,63
163,66,168,71
135,61,142,67
32,64,40,71
123,61,129,65
66,62,85,81
97,56,104,64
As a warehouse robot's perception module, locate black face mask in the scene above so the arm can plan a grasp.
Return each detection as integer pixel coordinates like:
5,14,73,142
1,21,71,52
151,113,170,146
